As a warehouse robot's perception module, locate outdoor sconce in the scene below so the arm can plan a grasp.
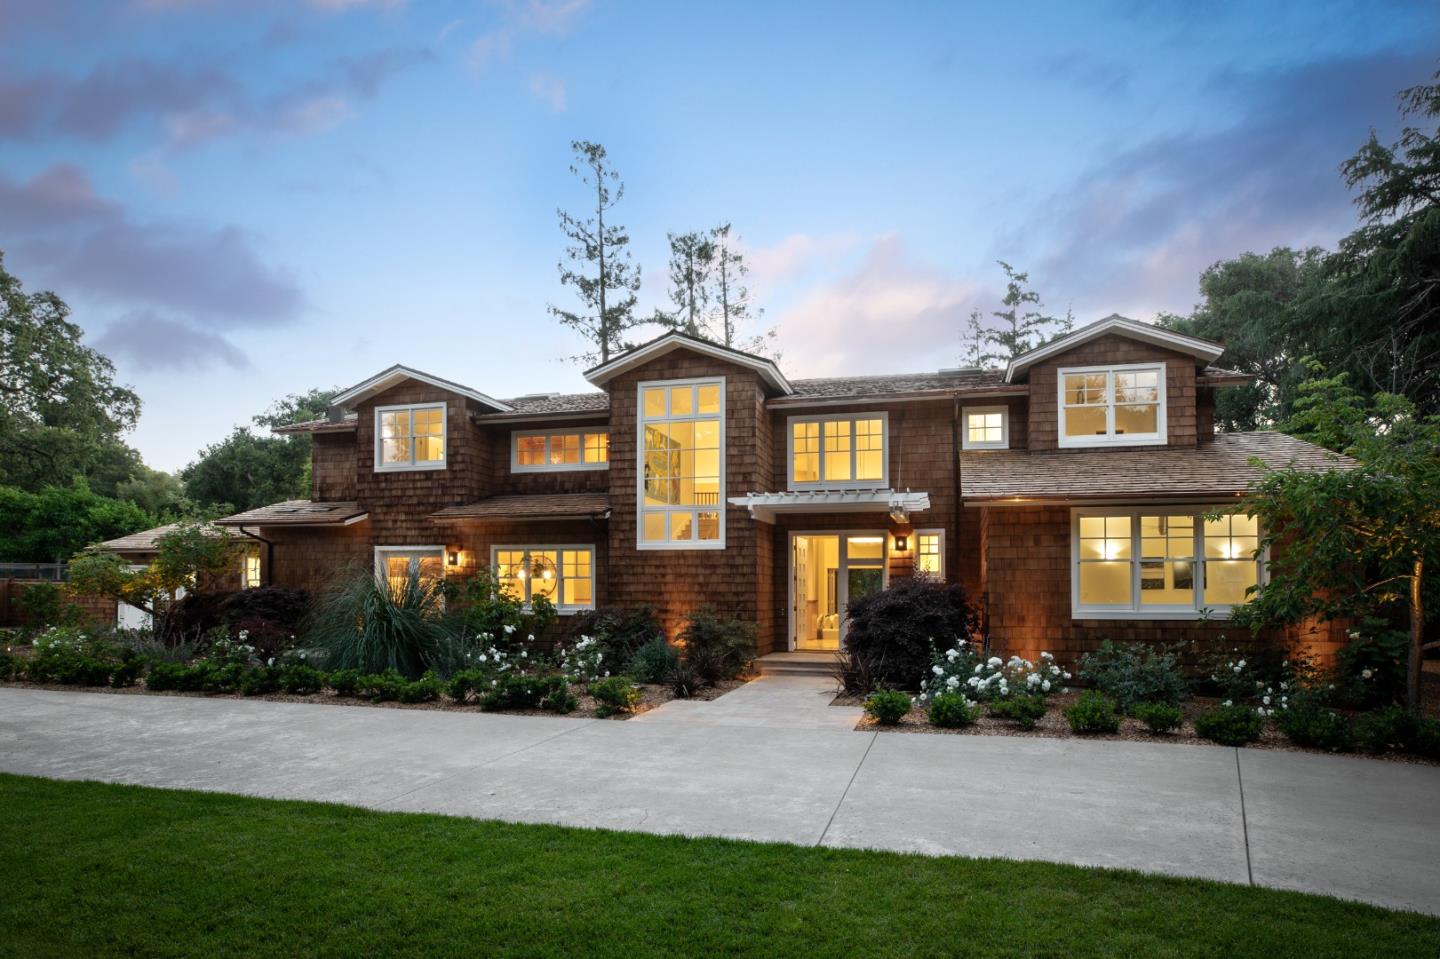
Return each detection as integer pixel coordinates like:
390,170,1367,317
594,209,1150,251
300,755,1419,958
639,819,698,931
447,550,460,567
894,534,909,552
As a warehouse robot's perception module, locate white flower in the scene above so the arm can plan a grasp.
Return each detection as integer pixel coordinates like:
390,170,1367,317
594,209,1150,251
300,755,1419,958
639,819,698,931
1223,699,1233,707
1040,652,1054,661
1361,669,1373,679
1237,659,1247,669
238,630,249,640
1232,666,1242,674
987,657,1002,667
973,664,983,675
1041,679,1051,692
1049,665,1060,676
1262,696,1271,706
503,625,515,635
528,634,535,642
946,676,959,690
946,649,958,662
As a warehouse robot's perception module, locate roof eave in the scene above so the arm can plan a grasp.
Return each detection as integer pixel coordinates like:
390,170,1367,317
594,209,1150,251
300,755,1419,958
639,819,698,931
584,332,793,395
1004,318,1226,383
330,364,514,413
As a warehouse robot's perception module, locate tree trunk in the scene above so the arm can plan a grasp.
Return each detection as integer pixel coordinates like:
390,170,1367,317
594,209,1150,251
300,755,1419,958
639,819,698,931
1408,555,1424,711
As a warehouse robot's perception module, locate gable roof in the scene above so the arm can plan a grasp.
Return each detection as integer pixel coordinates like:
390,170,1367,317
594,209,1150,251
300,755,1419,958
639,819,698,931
584,331,793,394
330,364,513,413
1004,314,1225,383
99,522,246,555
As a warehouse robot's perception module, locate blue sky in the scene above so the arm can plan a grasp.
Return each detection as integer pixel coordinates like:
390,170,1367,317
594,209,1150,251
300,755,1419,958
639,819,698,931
2,0,1437,470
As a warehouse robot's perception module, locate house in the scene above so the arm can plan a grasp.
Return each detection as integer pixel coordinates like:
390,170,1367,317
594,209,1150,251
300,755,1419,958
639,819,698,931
136,316,1349,662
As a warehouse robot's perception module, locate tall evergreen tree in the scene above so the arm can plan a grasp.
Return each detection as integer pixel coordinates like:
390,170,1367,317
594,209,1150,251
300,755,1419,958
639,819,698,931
708,222,777,356
961,261,1072,368
549,140,642,364
654,230,714,337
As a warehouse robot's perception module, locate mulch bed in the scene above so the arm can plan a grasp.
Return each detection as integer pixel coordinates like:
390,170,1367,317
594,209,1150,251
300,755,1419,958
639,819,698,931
837,688,1440,766
0,675,752,720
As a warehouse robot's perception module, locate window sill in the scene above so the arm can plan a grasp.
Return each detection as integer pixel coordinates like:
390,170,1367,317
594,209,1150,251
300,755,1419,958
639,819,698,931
374,462,447,473
1071,608,1236,621
787,482,890,492
512,463,610,473
636,540,727,551
1057,435,1166,449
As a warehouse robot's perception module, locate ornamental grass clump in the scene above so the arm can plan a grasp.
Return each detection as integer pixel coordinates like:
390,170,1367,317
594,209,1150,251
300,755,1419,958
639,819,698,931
1193,703,1264,746
1131,702,1184,734
863,689,912,725
304,567,449,679
1064,691,1121,734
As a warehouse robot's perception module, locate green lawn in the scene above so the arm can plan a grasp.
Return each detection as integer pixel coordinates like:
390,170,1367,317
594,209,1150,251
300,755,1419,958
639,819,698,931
1,774,1435,958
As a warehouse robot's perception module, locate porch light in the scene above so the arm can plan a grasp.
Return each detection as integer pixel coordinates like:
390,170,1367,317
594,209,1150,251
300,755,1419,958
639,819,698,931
447,550,460,566
893,534,908,552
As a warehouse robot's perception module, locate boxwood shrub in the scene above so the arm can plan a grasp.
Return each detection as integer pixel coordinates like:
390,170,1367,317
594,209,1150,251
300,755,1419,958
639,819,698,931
1193,704,1264,746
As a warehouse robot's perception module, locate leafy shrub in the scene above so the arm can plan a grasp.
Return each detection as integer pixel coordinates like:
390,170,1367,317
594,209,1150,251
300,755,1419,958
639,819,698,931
1065,692,1121,734
446,669,492,704
1275,699,1353,752
626,639,679,684
326,669,362,696
480,674,566,712
1193,704,1264,746
589,675,641,717
1331,629,1408,709
987,693,1048,730
1078,640,1189,711
863,689,912,725
962,653,1068,703
441,568,556,656
566,605,663,663
1415,719,1440,760
0,650,15,681
558,635,607,683
398,673,443,704
168,591,229,642
541,685,578,714
202,628,257,668
915,642,979,705
278,664,325,695
678,610,755,683
239,666,283,696
304,567,449,679
841,578,978,692
13,583,85,630
926,692,979,728
24,627,141,687
144,662,191,692
1131,702,1183,734
356,670,409,702
1352,707,1420,754
220,586,310,661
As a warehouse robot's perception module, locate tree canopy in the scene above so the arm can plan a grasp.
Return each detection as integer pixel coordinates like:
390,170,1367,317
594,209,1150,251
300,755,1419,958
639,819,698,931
962,261,1073,367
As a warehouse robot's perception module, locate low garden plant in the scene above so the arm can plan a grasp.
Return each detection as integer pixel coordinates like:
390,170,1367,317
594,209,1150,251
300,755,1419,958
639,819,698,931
558,635,608,683
926,692,979,728
1131,702,1183,734
862,689,911,725
1078,640,1189,711
1193,704,1264,746
987,693,1047,729
480,674,567,712
626,638,679,684
567,605,664,664
589,675,641,717
678,610,756,683
1274,697,1353,752
1064,691,1121,734
1352,706,1421,755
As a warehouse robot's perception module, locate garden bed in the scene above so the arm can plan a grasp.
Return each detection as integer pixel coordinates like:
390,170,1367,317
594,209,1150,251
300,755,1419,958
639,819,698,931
839,688,1440,766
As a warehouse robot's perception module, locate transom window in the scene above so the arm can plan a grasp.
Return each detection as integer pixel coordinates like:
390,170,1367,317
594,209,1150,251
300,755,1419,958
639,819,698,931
512,430,609,471
788,414,888,488
1058,364,1165,447
915,530,944,577
639,378,724,549
494,546,595,610
374,547,444,596
1072,508,1262,619
962,406,1009,450
375,403,446,470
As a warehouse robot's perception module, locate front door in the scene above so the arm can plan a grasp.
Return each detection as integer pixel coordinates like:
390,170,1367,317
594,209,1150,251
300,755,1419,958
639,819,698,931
790,533,887,651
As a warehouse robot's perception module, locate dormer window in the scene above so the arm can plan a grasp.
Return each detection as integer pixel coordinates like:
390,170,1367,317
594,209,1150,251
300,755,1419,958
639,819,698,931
375,403,446,471
1058,364,1165,447
788,414,888,489
962,406,1009,450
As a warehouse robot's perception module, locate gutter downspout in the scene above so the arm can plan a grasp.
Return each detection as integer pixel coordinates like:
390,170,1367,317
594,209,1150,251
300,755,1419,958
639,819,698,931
952,393,986,654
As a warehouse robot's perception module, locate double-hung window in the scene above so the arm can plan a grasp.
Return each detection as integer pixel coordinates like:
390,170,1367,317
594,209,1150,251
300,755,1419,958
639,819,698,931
494,546,596,610
375,403,446,470
1072,507,1262,619
962,407,1009,450
374,546,444,596
1058,364,1165,447
512,430,610,471
788,414,888,488
915,529,944,577
639,378,724,548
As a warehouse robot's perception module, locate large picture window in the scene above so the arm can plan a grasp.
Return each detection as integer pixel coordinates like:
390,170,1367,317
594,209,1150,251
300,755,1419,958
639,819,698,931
1058,364,1165,447
375,403,446,471
788,414,888,488
1071,508,1262,619
374,546,444,596
512,430,609,471
639,378,725,549
493,546,596,611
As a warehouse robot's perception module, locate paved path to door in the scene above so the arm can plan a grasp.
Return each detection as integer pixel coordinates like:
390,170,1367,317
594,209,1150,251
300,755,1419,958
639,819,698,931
1,681,1437,916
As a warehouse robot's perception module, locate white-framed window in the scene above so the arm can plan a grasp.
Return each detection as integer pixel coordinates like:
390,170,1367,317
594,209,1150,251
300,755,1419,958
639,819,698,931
915,529,944,577
962,406,1009,450
374,546,445,595
374,403,447,471
787,413,888,489
1070,507,1263,620
512,430,610,472
493,545,596,611
638,378,725,549
241,551,261,590
1058,364,1166,447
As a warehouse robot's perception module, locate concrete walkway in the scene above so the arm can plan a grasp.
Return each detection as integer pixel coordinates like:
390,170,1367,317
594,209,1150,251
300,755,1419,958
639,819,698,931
1,682,1437,916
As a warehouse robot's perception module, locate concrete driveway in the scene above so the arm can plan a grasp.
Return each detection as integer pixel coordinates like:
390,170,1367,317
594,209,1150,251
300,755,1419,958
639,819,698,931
1,681,1436,916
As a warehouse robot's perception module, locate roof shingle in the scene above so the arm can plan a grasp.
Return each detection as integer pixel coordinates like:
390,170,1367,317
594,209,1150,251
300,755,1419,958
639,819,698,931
100,522,246,554
213,500,369,527
432,492,610,522
960,432,1353,502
